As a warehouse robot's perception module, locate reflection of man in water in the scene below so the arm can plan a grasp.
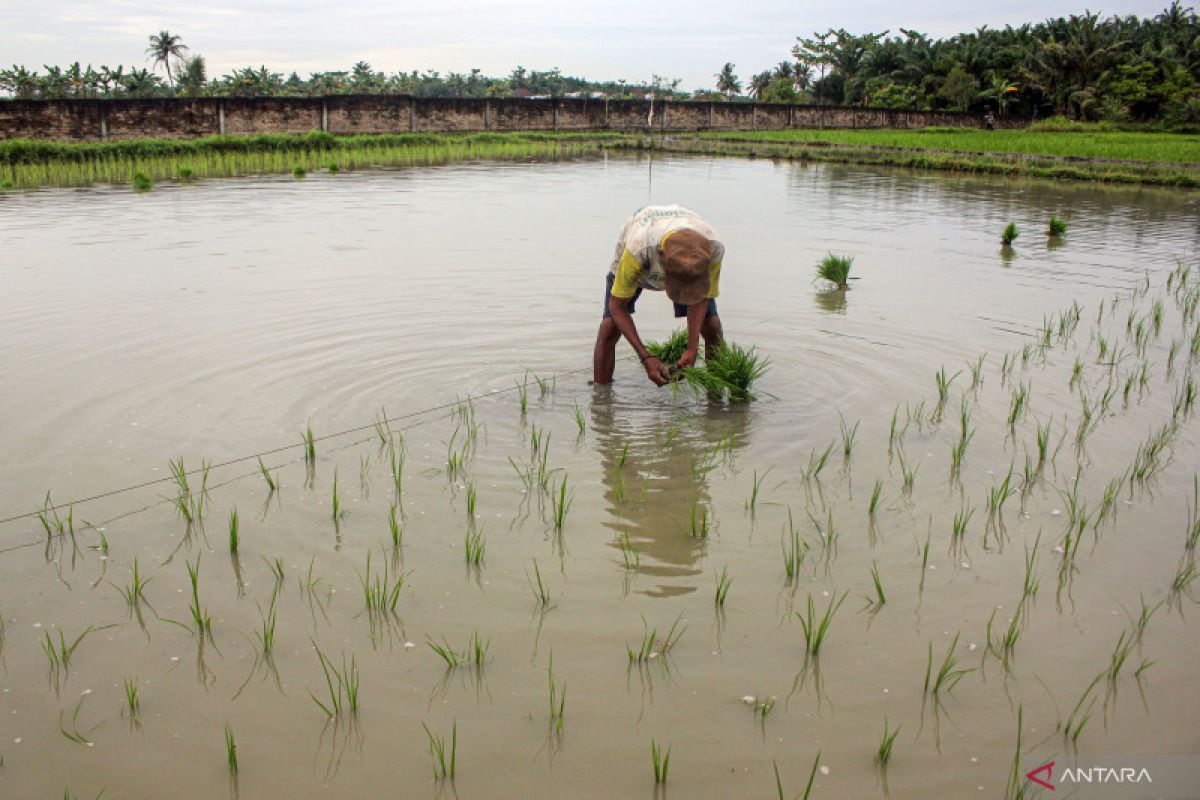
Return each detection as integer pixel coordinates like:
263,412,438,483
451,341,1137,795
593,205,725,386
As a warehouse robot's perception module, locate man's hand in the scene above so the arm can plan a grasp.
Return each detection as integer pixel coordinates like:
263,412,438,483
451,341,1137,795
676,348,699,370
642,355,670,386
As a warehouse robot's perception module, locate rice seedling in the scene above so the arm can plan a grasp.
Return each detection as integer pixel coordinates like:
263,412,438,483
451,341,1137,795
551,474,573,530
1073,394,1096,447
330,469,345,522
887,404,903,452
968,353,986,389
302,424,316,466
41,626,92,677
934,365,959,407
464,527,486,566
547,652,566,733
749,693,776,721
985,604,1024,671
58,693,98,746
328,162,340,174
529,560,552,607
1008,382,1030,426
388,439,405,502
867,562,886,608
1001,222,1018,246
1000,352,1015,383
227,508,240,554
1151,300,1164,336
257,457,277,493
986,466,1016,526
627,615,686,662
1069,356,1084,388
1186,475,1200,552
1061,674,1101,746
178,166,194,181
796,591,848,656
898,452,918,497
253,586,279,658
876,718,901,766
1130,422,1175,486
839,414,860,460
533,372,554,398
1171,557,1198,593
1004,706,1026,800
714,566,732,606
1175,376,1196,420
186,555,212,637
686,500,710,538
782,510,808,580
1106,630,1136,684
801,441,835,482
358,551,406,614
122,676,140,721
516,377,529,415
950,398,974,476
816,253,853,289
292,165,306,178
616,441,630,470
309,642,359,718
680,341,771,401
387,503,402,547
951,501,974,547
651,739,671,785
1135,658,1155,679
745,467,770,512
645,328,689,364
1047,216,1068,237
573,403,586,435
422,720,457,781
1123,594,1163,645
131,171,153,192
868,480,884,516
924,633,974,695
224,724,238,775
467,630,490,666
114,558,151,609
464,481,477,519
619,532,640,570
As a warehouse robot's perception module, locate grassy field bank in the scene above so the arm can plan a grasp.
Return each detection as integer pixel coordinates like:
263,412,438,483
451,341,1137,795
698,126,1200,165
0,131,622,190
2,128,1198,190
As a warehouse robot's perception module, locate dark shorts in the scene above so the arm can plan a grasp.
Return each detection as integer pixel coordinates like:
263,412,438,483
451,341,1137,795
602,273,718,320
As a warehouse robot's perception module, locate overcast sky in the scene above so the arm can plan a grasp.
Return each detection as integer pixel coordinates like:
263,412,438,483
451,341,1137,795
2,0,1174,89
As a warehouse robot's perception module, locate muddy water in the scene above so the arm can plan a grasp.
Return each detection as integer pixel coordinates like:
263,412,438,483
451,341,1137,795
1,156,1199,799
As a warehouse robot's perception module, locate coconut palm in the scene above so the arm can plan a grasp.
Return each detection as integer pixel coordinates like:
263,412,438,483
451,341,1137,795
715,62,741,98
146,30,188,88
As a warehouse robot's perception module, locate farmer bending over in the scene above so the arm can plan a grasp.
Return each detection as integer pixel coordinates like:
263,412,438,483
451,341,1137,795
593,205,724,386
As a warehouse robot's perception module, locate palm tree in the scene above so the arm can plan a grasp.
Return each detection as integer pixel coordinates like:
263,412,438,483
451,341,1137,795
749,70,773,99
146,30,188,88
715,62,741,98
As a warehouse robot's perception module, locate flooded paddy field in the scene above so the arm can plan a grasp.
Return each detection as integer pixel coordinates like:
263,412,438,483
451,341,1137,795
1,155,1199,798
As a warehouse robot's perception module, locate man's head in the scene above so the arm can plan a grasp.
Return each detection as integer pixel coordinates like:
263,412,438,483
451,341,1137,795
661,228,712,306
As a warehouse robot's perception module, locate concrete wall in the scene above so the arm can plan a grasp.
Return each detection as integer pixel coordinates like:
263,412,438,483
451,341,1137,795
0,96,1027,141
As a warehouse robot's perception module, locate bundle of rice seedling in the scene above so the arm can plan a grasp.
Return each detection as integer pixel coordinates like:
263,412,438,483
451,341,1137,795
645,328,689,364
816,253,853,289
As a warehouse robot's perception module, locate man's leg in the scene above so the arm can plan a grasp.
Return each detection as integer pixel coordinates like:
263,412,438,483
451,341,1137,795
593,316,622,384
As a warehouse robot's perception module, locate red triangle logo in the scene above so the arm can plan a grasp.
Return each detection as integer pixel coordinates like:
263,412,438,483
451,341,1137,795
1026,761,1055,790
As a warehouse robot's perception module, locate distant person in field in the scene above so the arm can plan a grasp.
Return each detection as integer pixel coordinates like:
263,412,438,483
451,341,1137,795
593,205,725,386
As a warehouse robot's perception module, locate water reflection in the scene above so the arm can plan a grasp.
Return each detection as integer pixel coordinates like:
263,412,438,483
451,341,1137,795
588,384,751,597
814,288,849,314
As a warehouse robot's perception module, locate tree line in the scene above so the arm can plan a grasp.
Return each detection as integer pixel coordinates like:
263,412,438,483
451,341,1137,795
3,7,1198,125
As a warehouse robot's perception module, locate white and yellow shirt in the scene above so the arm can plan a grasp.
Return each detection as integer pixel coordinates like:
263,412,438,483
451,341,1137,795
608,205,724,299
